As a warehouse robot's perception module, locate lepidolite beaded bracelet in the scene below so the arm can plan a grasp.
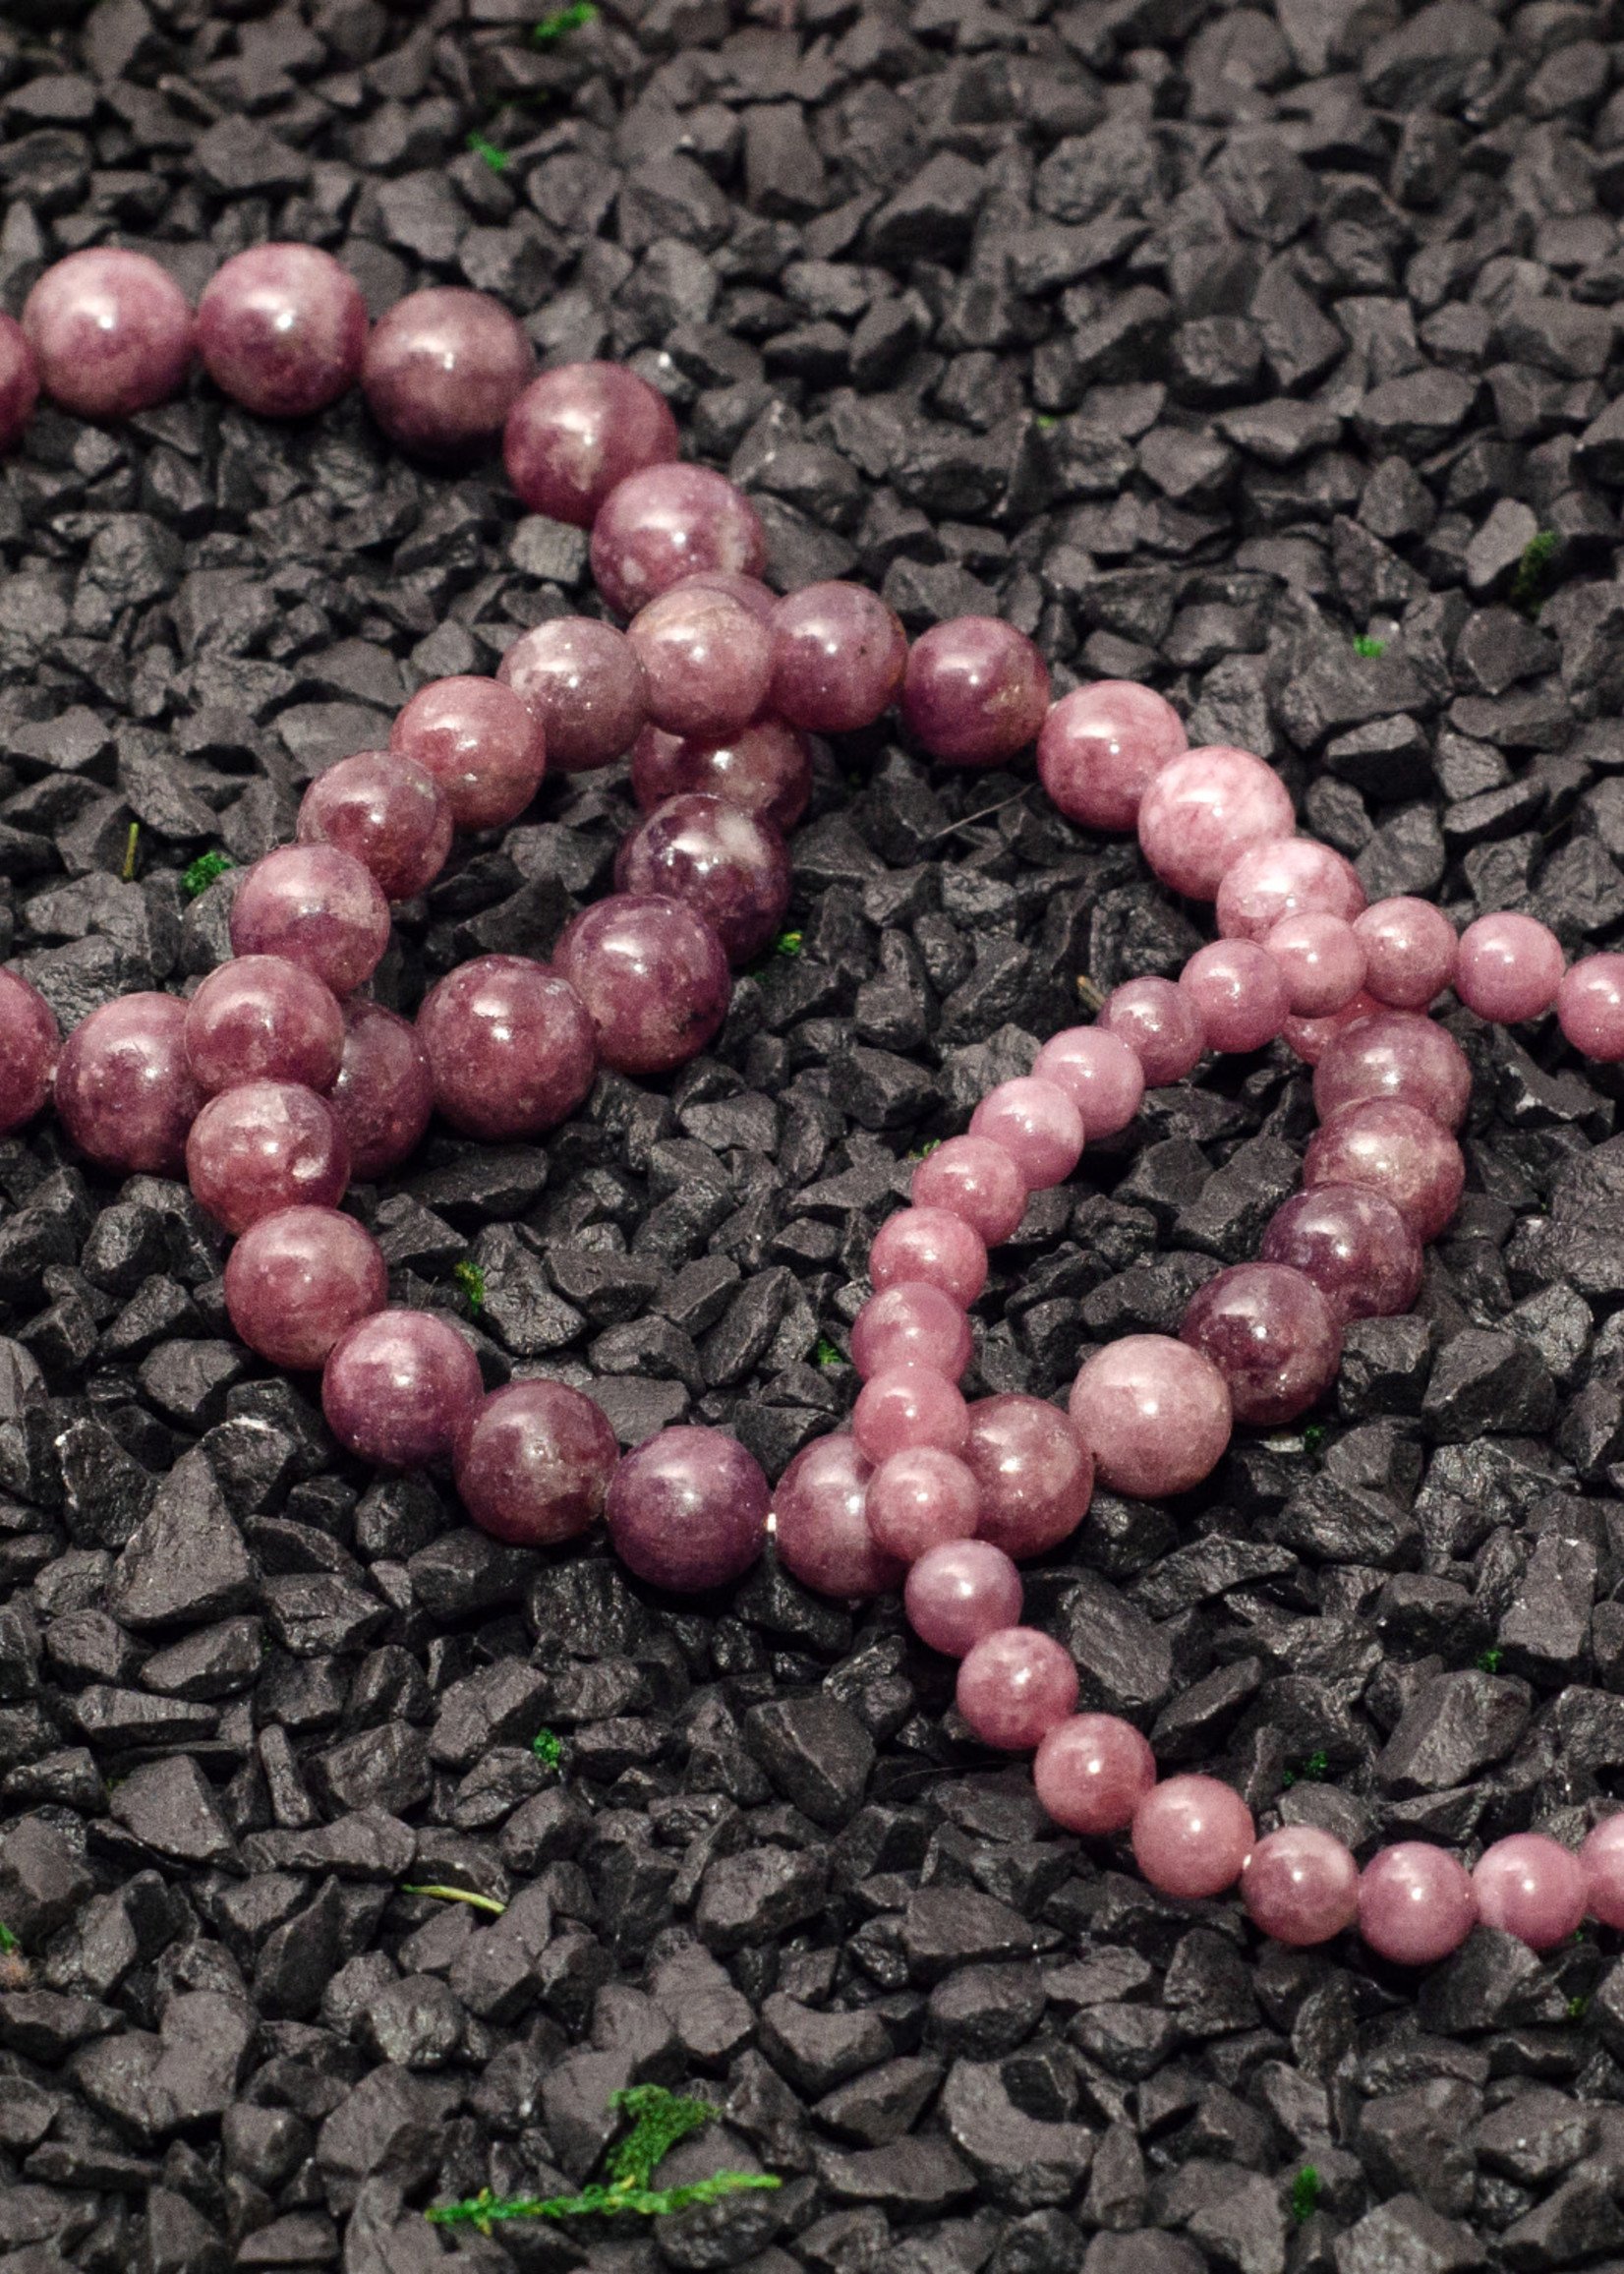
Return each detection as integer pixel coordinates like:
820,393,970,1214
2,242,1624,1970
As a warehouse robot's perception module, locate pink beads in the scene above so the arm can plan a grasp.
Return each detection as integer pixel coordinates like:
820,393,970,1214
591,464,767,621
850,1282,973,1382
1137,748,1296,903
901,616,1050,767
0,970,59,1137
904,1538,1023,1657
852,1368,969,1463
1034,1715,1157,1836
321,1309,483,1471
770,582,908,733
964,1393,1093,1559
297,752,451,904
1312,1010,1472,1134
1260,1185,1422,1323
416,957,597,1140
1179,939,1290,1055
1131,1775,1254,1900
1558,955,1624,1062
1068,1336,1232,1499
55,994,203,1177
616,793,790,965
864,1447,981,1561
23,249,195,421
504,361,679,528
327,1002,433,1180
1098,977,1205,1086
1215,836,1365,941
631,719,811,831
198,244,368,420
956,1627,1079,1751
606,1428,769,1592
1037,681,1187,832
229,845,391,998
454,1379,618,1547
1305,1099,1465,1242
186,1080,350,1235
1242,1828,1361,1947
1354,897,1457,1009
1264,914,1366,1019
870,1207,987,1308
968,1077,1083,1189
361,287,534,459
1031,1027,1145,1139
224,1205,386,1371
1581,1815,1624,1928
1181,1262,1342,1428
628,584,772,740
1282,990,1382,1067
910,1136,1028,1247
390,677,547,832
498,618,647,775
184,956,343,1097
774,1433,903,1600
0,316,39,453
1456,912,1565,1024
1473,1835,1587,1952
1358,1843,1478,1966
554,894,730,1076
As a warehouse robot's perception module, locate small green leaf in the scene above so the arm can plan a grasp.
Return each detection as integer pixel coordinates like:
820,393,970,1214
0,1923,18,1955
1476,1646,1503,1673
774,930,803,958
533,0,597,40
183,849,235,898
466,130,510,171
1511,528,1559,617
1568,1992,1591,2020
1034,412,1058,432
531,1727,564,1771
904,1137,942,1162
814,1336,841,1368
1291,2166,1321,2225
1301,1422,1326,1455
1353,634,1386,658
401,1883,507,1917
121,821,140,882
452,1258,486,1313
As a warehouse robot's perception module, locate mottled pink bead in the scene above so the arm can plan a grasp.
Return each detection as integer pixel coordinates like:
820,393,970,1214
616,793,789,965
627,584,772,739
321,1309,483,1471
229,845,390,998
1132,1775,1254,1899
362,287,533,458
327,1001,433,1179
1031,1026,1145,1139
870,1206,987,1308
198,243,367,419
417,956,596,1140
1138,748,1296,903
1037,681,1187,831
901,616,1050,768
677,570,779,621
1068,1335,1232,1498
1314,1011,1472,1133
454,1379,618,1547
1559,955,1624,1062
23,249,194,420
966,1393,1093,1559
1581,1814,1624,1929
297,751,451,904
1358,1842,1478,1965
769,582,907,733
184,956,343,1097
968,1078,1083,1190
904,1537,1023,1658
865,1446,981,1562
391,676,547,832
187,1080,349,1235
1098,977,1206,1086
1305,1100,1465,1242
1473,1835,1587,1951
1242,1827,1361,1947
0,316,40,453
850,1282,973,1383
910,1136,1028,1247
630,718,811,830
0,969,58,1136
1282,990,1381,1067
591,463,767,621
1034,1715,1157,1836
606,1427,769,1592
1179,939,1290,1054
957,1626,1078,1751
224,1205,386,1371
497,616,647,774
1456,911,1565,1025
1261,1185,1422,1323
55,994,203,1177
504,361,679,527
1265,913,1367,1019
1354,897,1457,1010
1215,836,1365,941
774,1432,904,1599
1181,1262,1342,1427
853,1368,969,1463
554,893,730,1076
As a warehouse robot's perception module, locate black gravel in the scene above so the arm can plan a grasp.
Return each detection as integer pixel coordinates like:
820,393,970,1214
10,1,1624,2269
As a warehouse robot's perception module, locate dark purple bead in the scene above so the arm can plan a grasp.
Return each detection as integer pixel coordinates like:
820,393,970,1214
1181,1262,1342,1427
361,287,534,459
605,1428,769,1592
554,893,731,1076
630,718,812,830
23,249,195,420
416,956,598,1139
615,793,790,965
327,1001,434,1180
55,994,204,1177
0,316,39,453
504,360,680,528
197,243,368,419
0,969,58,1136
322,1309,484,1471
1260,1184,1422,1323
296,751,452,904
454,1379,619,1547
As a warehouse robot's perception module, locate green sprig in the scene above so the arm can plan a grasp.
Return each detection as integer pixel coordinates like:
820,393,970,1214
467,130,510,171
774,930,803,958
121,822,140,882
453,1258,486,1313
533,0,598,40
814,1336,841,1367
1568,1992,1591,2021
1353,634,1385,659
0,1923,18,1954
532,1727,565,1771
401,1883,507,1917
1280,1749,1328,1789
1511,528,1559,618
183,849,235,898
1291,2166,1321,2224
1477,1646,1504,1673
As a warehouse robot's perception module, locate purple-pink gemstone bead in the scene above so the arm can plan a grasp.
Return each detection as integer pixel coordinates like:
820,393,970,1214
504,361,679,528
297,751,451,904
1456,911,1566,1025
224,1204,386,1371
391,676,547,832
327,1001,433,1180
1313,1010,1473,1133
229,845,391,998
615,792,790,966
864,1446,981,1562
1354,897,1457,1009
198,243,367,420
361,286,534,459
852,1368,969,1463
186,1079,350,1235
417,956,597,1141
1558,955,1624,1062
55,994,203,1177
1264,913,1366,1019
591,463,768,621
1031,1026,1144,1139
23,249,195,421
606,1427,769,1592
904,1537,1023,1658
1131,1775,1254,1900
957,1626,1079,1752
454,1380,619,1548
184,956,344,1097
1358,1842,1478,1965
1242,1827,1361,1947
965,1393,1093,1559
1283,990,1381,1067
1034,1715,1157,1836
1138,748,1296,903
968,1077,1083,1190
1068,1335,1232,1499
0,969,59,1137
850,1282,973,1383
1260,1185,1422,1323
321,1308,483,1471
631,718,811,831
1472,1834,1587,1951
1215,836,1365,941
1179,939,1290,1055
1181,1261,1342,1428
774,1433,903,1600
769,582,908,733
900,616,1050,768
1098,977,1206,1087
1581,1814,1624,1929
554,893,730,1077
627,583,773,740
870,1206,987,1309
1037,680,1187,832
1305,1099,1465,1242
910,1136,1028,1247
498,617,647,775
0,316,40,454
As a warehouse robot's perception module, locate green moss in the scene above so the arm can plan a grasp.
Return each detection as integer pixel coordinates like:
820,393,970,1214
0,1923,17,1954
182,849,235,898
452,1259,486,1313
1291,2166,1321,2224
466,130,510,171
531,1727,565,1771
814,1337,842,1367
1511,528,1559,617
775,930,803,958
1476,1646,1503,1673
1353,635,1386,659
533,1,597,39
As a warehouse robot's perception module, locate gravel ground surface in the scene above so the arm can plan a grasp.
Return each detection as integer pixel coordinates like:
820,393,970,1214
9,1,1624,2270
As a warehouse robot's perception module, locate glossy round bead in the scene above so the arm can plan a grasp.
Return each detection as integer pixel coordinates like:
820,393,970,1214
1179,939,1290,1055
1581,1814,1624,1929
198,243,367,419
1180,1262,1342,1428
850,1282,973,1383
1313,1010,1472,1133
1138,748,1296,903
630,718,811,830
853,1368,969,1463
224,1205,386,1371
417,956,597,1140
390,676,547,832
0,970,58,1136
677,570,779,621
1354,897,1458,1010
901,616,1050,768
23,249,194,420
1473,1835,1587,1951
454,1379,618,1547
591,463,767,621
1358,1842,1479,1966
774,1433,903,1599
968,1078,1083,1190
1558,955,1624,1062
769,582,908,733
1242,1827,1361,1947
965,1393,1093,1559
627,583,773,739
1037,681,1187,831
870,1207,987,1309
1305,1099,1465,1242
1031,1027,1144,1140
55,994,203,1177
616,793,789,965
554,893,730,1076
864,1446,981,1562
504,361,679,527
1456,912,1565,1024
904,1538,1023,1658
1098,977,1206,1086
1282,990,1382,1067
362,287,533,458
1264,913,1366,1019
229,845,390,998
1131,1776,1254,1899
1261,1185,1422,1323
0,316,40,453
1034,1716,1157,1837
910,1136,1028,1247
327,1001,433,1179
497,617,646,775
184,956,343,1097
1215,836,1365,940
186,1080,349,1235
296,751,451,904
957,1627,1079,1752
321,1309,483,1471
1068,1336,1232,1499
606,1427,769,1592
